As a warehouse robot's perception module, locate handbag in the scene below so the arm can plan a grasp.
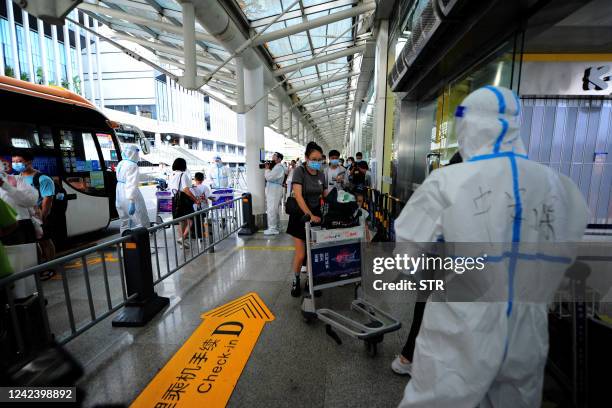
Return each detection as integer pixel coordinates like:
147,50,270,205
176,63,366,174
172,173,193,218
285,196,303,216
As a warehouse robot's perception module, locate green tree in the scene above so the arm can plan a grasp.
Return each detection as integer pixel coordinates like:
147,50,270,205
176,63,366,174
61,78,70,89
20,72,30,82
72,75,81,94
5,66,15,78
36,67,44,84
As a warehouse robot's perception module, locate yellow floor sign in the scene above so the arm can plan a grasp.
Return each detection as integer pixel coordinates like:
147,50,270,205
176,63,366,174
131,292,274,408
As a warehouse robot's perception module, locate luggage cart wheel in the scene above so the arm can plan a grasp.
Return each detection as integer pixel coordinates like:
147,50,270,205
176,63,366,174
364,340,378,357
364,334,384,357
302,310,317,323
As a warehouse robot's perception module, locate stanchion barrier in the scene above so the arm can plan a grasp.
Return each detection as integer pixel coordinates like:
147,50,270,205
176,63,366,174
363,187,405,242
112,227,170,327
238,192,257,235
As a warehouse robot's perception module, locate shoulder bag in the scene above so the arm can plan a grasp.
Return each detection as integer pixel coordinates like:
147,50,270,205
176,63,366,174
285,167,304,216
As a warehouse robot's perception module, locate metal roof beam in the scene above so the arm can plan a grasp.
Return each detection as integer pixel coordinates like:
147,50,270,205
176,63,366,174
252,3,375,46
289,71,357,93
78,2,218,43
111,32,233,70
306,98,353,114
250,0,358,28
301,90,355,106
274,44,365,76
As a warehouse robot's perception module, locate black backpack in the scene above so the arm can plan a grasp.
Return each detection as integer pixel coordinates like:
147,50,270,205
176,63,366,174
322,188,360,229
32,172,68,239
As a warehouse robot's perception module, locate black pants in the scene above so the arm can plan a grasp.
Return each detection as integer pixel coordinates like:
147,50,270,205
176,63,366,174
401,299,427,361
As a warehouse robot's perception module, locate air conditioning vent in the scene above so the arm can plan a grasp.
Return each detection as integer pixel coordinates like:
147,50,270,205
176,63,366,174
388,0,442,90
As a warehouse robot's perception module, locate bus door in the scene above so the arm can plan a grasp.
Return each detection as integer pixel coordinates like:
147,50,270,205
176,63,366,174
94,131,121,219
57,129,113,236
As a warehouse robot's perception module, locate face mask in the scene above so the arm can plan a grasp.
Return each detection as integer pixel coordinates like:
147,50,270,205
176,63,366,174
307,161,321,171
330,159,339,166
12,162,26,173
216,162,222,167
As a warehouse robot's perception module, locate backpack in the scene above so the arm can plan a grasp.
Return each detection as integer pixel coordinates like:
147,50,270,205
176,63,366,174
32,172,68,239
322,188,360,229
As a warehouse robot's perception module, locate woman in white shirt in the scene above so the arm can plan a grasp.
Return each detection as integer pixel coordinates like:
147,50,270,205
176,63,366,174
169,158,200,248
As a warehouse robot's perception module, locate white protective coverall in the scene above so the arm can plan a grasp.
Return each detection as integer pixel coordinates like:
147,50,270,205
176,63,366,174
207,163,231,188
115,145,150,233
264,162,285,231
396,86,589,408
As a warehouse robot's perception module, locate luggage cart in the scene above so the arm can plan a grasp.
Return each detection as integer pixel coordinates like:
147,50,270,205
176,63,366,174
301,217,401,356
155,190,173,225
209,188,235,230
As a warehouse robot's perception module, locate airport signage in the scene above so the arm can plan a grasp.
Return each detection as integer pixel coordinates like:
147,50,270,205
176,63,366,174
521,60,612,96
131,292,274,408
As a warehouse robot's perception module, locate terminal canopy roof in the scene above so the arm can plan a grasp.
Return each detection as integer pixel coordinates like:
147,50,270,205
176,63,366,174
77,0,374,145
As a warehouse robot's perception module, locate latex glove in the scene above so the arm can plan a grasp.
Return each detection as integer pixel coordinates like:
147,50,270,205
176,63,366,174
128,201,136,216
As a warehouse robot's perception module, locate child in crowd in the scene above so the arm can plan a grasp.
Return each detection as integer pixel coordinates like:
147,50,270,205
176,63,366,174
191,172,211,211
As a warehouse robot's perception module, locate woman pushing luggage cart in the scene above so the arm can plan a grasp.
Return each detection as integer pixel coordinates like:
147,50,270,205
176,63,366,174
300,213,401,356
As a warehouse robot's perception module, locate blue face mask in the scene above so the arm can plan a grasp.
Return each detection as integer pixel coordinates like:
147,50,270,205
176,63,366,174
12,162,26,173
307,161,321,171
330,159,339,166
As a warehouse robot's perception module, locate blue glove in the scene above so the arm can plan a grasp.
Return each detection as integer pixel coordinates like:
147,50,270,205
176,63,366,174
128,202,136,216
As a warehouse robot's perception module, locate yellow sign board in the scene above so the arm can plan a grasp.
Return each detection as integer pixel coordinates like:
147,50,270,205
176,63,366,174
131,292,274,408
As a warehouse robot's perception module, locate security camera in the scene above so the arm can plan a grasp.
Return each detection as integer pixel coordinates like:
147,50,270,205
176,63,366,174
361,98,366,103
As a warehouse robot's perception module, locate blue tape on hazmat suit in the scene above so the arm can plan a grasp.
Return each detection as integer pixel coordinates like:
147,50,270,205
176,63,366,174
395,86,589,408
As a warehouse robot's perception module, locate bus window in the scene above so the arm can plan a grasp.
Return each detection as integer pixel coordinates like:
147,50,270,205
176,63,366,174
59,129,106,194
0,121,54,149
96,133,118,164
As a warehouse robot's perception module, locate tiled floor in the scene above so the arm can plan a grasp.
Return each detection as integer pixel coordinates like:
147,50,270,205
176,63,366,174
67,231,415,407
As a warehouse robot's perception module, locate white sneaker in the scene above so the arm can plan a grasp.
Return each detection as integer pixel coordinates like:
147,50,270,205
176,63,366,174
391,355,412,376
263,228,279,235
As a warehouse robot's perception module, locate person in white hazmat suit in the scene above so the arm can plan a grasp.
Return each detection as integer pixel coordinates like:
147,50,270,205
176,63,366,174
395,86,589,408
264,152,285,235
207,155,231,188
115,145,150,234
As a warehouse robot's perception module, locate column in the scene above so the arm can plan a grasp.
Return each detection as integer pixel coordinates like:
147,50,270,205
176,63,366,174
6,0,20,78
84,16,96,102
51,25,61,85
37,19,49,85
63,19,74,89
242,64,266,222
373,20,389,190
279,102,284,136
22,10,34,82
289,110,293,140
73,11,85,95
94,19,104,106
155,133,162,147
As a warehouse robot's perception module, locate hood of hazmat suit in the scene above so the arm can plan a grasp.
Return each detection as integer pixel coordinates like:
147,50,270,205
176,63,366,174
396,86,589,408
115,144,149,233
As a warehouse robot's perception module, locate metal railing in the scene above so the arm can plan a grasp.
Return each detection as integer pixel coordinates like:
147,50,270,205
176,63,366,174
149,196,244,284
0,194,248,367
